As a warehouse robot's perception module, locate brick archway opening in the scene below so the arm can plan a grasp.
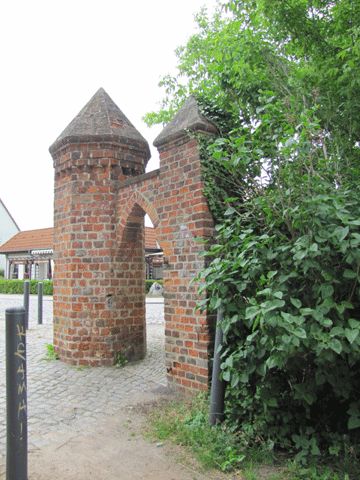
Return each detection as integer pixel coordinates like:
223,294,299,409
115,202,164,366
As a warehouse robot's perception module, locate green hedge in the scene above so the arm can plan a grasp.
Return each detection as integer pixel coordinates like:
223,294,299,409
0,279,53,295
0,279,162,296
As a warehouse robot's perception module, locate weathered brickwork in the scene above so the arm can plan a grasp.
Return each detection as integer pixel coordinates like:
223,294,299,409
50,89,218,391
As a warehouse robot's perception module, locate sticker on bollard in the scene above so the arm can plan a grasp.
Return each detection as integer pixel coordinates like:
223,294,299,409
6,307,28,480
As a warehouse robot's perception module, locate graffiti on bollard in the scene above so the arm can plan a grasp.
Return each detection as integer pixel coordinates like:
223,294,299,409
6,306,28,480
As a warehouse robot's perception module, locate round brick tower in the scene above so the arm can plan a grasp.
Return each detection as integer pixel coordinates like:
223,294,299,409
49,88,150,366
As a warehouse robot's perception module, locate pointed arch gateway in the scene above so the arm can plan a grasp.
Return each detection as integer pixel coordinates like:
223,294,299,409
50,90,218,393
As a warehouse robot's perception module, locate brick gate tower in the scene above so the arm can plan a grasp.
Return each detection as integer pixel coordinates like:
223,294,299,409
50,89,218,392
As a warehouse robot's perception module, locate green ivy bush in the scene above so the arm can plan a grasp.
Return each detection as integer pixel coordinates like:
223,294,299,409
198,95,360,468
0,279,53,295
145,0,360,469
201,182,360,462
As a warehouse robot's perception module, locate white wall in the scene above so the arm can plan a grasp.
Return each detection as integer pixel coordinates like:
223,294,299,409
0,200,20,274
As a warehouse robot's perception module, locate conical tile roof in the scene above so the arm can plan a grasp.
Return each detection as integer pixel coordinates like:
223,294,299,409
50,88,150,156
153,96,218,147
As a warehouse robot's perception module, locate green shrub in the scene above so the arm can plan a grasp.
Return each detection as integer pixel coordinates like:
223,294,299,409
0,279,53,295
0,279,161,296
145,0,360,470
0,268,4,278
202,183,360,468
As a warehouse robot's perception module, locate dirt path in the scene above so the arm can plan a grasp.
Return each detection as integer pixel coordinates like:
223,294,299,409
28,390,239,480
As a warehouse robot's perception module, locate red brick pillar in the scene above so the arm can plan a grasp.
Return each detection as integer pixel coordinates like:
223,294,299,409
49,88,150,366
154,96,218,392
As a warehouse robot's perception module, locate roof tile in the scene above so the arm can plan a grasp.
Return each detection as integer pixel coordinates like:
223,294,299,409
0,227,159,253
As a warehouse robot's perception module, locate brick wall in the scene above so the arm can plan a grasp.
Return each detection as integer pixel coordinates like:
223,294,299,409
50,90,217,392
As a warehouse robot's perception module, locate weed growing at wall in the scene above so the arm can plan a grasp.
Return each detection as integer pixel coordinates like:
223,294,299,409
44,343,59,361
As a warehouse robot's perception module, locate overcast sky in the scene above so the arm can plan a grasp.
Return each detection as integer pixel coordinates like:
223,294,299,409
0,0,217,231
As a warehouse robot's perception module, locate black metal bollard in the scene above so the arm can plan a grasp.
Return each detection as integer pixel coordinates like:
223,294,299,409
6,307,28,480
23,281,30,330
37,282,43,325
209,307,225,426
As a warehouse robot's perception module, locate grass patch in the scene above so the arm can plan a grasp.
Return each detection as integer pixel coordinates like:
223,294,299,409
146,394,358,480
147,393,269,472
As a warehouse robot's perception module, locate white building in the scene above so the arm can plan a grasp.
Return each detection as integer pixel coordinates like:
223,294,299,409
0,228,53,280
0,226,162,280
0,198,20,275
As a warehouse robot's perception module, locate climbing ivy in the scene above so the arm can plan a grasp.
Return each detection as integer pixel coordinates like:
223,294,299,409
146,0,360,468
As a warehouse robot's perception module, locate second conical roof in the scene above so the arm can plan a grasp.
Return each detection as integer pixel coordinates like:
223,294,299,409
50,88,149,155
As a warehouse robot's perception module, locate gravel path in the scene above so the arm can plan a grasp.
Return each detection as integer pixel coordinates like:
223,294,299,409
0,295,166,478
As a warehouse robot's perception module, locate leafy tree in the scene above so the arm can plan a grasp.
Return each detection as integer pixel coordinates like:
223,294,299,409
146,0,360,467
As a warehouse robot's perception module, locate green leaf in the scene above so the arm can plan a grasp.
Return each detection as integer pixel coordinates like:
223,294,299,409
345,328,359,344
321,318,333,328
267,398,278,407
350,233,360,247
231,373,240,388
349,318,360,329
293,250,307,261
329,339,342,355
258,288,272,296
335,226,349,242
239,372,249,383
293,327,307,339
245,306,260,320
320,284,334,299
310,439,320,456
224,206,236,216
309,243,318,253
343,269,358,279
330,326,344,337
267,270,277,279
348,416,360,430
222,370,230,382
290,297,302,309
260,299,285,314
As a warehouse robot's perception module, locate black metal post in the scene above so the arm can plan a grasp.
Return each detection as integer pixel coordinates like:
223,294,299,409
37,282,43,325
209,307,225,425
23,280,30,330
6,307,28,480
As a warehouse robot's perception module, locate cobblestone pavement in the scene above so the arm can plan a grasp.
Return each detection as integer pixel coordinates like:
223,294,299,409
0,295,165,477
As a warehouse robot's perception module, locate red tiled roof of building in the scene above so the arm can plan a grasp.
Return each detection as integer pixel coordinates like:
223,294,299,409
0,227,159,253
145,226,158,250
0,228,53,253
